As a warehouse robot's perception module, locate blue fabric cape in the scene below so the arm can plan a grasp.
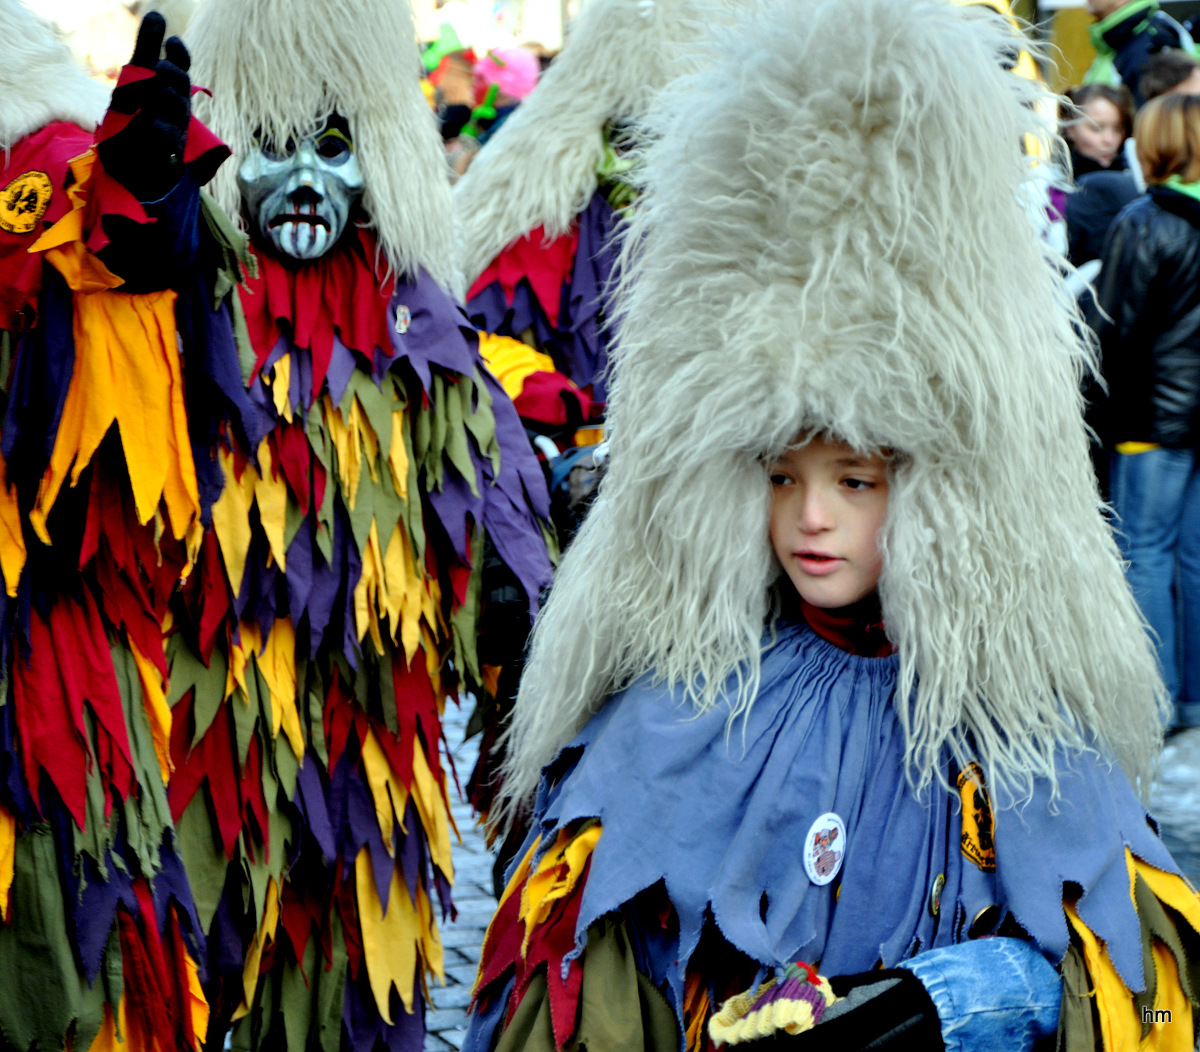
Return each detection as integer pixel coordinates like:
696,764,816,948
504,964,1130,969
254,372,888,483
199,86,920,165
526,620,1177,1018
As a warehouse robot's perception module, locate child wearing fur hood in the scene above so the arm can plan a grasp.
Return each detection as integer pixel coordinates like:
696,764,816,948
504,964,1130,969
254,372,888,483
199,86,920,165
463,1,1200,1051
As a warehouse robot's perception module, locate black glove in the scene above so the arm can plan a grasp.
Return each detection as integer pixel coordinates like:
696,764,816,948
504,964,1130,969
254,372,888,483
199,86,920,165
756,969,944,1051
97,13,191,202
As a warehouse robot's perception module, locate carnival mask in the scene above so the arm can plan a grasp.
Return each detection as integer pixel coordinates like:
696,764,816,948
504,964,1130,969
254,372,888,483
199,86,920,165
237,115,364,261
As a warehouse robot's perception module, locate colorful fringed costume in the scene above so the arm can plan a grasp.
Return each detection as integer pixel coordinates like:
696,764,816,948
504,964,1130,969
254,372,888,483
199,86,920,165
464,0,1200,1048
0,2,553,1050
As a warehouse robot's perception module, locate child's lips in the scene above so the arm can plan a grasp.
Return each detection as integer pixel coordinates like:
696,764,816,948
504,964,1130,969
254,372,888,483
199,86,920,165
795,551,844,576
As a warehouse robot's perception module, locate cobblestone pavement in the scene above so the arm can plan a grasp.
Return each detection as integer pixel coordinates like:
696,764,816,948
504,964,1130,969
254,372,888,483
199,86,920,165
1152,726,1200,888
426,699,493,1052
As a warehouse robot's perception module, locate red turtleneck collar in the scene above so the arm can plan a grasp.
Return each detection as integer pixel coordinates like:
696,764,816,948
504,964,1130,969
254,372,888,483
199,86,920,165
799,594,894,658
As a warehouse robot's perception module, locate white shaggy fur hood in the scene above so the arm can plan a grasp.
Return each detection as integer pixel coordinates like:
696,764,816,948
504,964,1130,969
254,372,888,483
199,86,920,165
501,0,1167,824
453,0,748,288
1,0,107,152
188,0,458,292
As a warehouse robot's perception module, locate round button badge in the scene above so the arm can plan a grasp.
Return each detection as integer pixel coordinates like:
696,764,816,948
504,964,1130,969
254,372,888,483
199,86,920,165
803,812,846,886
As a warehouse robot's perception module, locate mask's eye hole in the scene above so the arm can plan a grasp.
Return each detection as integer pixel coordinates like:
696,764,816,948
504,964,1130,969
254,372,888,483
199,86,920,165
316,129,353,164
260,136,296,161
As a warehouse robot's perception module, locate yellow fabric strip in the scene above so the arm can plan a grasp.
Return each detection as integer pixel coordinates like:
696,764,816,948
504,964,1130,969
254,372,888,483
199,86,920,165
411,739,454,883
415,880,446,988
129,639,173,784
388,410,409,500
472,837,540,998
184,945,211,1051
270,355,293,424
356,847,419,1023
1065,901,1137,1050
256,619,303,759
254,439,288,572
519,824,602,958
1130,852,1200,934
361,728,410,856
31,151,124,295
1063,851,1200,1051
0,450,25,598
31,288,201,557
354,519,387,652
1148,941,1192,1049
231,876,280,1023
226,622,257,705
1115,442,1162,455
685,971,711,1052
0,803,14,923
477,332,557,401
83,999,133,1052
210,448,255,599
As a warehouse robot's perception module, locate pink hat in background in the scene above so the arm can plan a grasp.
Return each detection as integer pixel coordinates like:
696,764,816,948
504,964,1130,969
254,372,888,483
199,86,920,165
474,46,540,101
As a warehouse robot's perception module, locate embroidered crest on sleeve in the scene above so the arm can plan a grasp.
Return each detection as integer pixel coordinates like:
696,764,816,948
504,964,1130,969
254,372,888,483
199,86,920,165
958,763,996,872
0,171,53,234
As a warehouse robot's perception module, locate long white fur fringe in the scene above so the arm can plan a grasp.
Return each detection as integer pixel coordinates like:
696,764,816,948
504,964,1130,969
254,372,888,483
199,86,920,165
498,0,1168,829
453,0,747,288
1,0,108,153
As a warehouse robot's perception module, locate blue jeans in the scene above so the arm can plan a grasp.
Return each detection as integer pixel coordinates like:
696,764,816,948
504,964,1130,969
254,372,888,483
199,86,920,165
1109,447,1200,726
900,938,1060,1052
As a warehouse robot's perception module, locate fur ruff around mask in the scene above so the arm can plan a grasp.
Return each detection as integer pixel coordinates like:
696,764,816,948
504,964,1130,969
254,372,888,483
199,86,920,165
500,0,1168,826
0,0,108,153
187,0,458,291
453,0,746,288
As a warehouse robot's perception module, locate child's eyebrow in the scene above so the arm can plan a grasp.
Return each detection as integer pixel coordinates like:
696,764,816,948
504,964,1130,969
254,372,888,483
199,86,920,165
833,456,880,468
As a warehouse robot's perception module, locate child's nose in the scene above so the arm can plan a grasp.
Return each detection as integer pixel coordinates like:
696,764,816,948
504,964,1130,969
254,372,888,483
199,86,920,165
797,493,833,532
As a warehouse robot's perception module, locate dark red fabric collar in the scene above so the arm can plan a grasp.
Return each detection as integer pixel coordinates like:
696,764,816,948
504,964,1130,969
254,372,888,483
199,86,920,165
799,594,894,658
243,226,396,399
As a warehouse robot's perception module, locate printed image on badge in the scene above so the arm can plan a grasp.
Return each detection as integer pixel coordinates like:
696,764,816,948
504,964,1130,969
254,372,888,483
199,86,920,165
804,812,846,886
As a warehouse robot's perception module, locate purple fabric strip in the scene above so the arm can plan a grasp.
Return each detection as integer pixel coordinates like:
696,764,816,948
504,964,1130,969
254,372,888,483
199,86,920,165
477,368,553,616
386,272,479,393
398,798,423,906
295,753,336,865
564,191,620,400
327,334,357,408
426,467,479,563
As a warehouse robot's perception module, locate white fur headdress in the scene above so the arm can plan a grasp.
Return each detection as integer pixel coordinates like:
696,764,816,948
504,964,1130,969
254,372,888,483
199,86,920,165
0,0,108,152
453,0,746,288
502,0,1168,821
187,0,457,291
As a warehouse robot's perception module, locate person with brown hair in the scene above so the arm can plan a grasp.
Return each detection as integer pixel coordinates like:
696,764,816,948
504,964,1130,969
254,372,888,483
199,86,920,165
1140,46,1200,101
1064,82,1135,175
1094,91,1200,732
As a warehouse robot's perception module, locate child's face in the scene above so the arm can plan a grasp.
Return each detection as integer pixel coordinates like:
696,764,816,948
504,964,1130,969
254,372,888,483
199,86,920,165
767,435,890,609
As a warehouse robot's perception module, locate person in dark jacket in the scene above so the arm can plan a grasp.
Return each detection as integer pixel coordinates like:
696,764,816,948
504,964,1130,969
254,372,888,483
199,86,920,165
1095,91,1200,729
1084,0,1196,106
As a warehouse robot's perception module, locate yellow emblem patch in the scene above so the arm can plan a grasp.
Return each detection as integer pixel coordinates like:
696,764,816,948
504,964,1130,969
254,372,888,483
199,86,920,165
958,762,996,872
0,171,53,235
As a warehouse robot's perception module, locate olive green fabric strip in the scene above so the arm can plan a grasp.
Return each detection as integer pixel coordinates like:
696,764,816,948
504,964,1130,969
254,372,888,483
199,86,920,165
495,917,678,1052
0,827,82,1052
1055,940,1096,1052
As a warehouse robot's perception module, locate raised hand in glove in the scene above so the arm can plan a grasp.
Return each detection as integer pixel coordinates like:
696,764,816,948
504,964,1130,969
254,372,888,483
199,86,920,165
97,12,191,202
